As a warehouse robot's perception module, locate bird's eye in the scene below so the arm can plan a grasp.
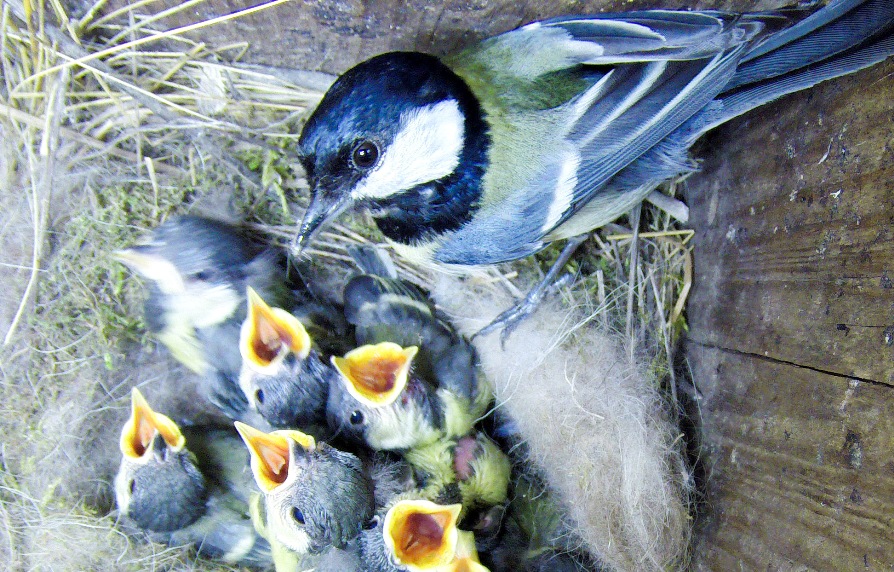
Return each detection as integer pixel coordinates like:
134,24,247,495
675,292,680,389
129,480,136,494
190,269,213,282
351,141,379,170
291,507,305,524
349,410,364,425
255,389,265,405
363,515,379,530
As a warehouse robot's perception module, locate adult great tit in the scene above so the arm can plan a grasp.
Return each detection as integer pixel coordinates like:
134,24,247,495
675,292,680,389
291,1,894,331
114,389,271,568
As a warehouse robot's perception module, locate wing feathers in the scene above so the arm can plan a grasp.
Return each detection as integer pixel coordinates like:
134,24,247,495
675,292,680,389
435,3,894,265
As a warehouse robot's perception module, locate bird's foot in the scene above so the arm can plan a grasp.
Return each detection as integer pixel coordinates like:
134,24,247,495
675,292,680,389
473,281,554,347
473,234,589,347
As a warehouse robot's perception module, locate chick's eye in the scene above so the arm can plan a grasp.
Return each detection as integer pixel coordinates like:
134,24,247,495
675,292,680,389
349,410,364,425
291,507,305,524
255,389,265,405
351,141,379,170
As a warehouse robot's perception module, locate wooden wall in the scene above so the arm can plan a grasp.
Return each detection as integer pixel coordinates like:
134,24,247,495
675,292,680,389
89,0,894,568
684,57,894,569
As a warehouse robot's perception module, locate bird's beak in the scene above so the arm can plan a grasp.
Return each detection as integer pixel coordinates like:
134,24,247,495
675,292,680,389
239,287,312,374
443,531,489,572
235,422,315,491
383,500,462,570
120,388,184,459
291,189,353,255
331,343,418,407
113,247,184,294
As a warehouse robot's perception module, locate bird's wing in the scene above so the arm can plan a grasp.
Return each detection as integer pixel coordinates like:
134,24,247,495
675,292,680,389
437,11,771,265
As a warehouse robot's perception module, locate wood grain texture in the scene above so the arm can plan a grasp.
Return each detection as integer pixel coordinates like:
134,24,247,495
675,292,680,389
684,58,894,385
92,0,789,74
76,1,893,568
687,343,894,570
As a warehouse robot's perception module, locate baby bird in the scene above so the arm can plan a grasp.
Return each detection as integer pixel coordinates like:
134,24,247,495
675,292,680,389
117,215,348,421
114,388,271,568
362,499,490,572
326,343,509,509
478,470,599,572
235,422,377,558
116,215,290,419
343,256,482,404
328,341,444,451
236,422,511,572
327,256,492,451
238,287,345,432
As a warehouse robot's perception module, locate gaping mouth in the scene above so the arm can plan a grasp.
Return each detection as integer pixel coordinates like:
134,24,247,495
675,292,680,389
383,499,461,569
120,388,184,459
331,343,418,407
239,287,311,374
235,422,315,492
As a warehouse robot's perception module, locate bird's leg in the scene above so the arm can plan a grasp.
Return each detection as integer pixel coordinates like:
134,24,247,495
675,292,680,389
474,233,589,346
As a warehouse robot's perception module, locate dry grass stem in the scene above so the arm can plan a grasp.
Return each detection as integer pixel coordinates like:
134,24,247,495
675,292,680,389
0,0,693,568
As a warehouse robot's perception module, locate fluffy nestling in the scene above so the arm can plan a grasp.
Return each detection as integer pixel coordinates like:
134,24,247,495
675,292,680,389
114,388,271,568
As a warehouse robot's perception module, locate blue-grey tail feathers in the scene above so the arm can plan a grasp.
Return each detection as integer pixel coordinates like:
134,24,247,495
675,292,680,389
704,0,894,134
715,33,894,130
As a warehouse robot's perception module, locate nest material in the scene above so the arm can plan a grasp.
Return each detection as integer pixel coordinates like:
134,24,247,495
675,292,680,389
0,1,693,570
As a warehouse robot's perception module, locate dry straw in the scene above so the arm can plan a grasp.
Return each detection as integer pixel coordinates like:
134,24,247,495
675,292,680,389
0,0,693,569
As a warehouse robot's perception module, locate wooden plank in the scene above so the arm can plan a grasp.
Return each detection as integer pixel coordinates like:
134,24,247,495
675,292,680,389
96,0,791,75
684,59,894,385
686,342,894,571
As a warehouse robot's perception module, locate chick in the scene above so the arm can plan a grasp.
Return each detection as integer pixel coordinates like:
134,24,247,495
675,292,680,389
478,470,599,572
308,245,488,450
117,215,348,421
235,422,376,557
343,263,484,406
327,342,444,451
362,500,490,572
114,388,271,568
326,343,508,510
116,215,290,419
238,286,344,432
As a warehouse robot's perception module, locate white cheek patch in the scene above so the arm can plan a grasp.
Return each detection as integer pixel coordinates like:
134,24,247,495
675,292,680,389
180,282,241,329
352,100,464,200
542,151,579,233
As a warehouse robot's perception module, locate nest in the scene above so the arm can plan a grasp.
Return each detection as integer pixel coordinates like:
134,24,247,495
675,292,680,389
0,1,694,570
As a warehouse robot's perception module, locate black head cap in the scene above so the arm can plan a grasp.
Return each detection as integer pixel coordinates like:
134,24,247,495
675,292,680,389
300,52,477,165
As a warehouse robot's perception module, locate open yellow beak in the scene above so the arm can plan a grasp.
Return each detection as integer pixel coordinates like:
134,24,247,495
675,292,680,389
440,530,490,572
331,342,418,407
235,421,315,492
240,287,312,374
120,388,185,459
383,499,462,570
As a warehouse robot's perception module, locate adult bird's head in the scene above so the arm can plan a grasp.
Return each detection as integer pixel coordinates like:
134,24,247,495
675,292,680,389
292,52,487,254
